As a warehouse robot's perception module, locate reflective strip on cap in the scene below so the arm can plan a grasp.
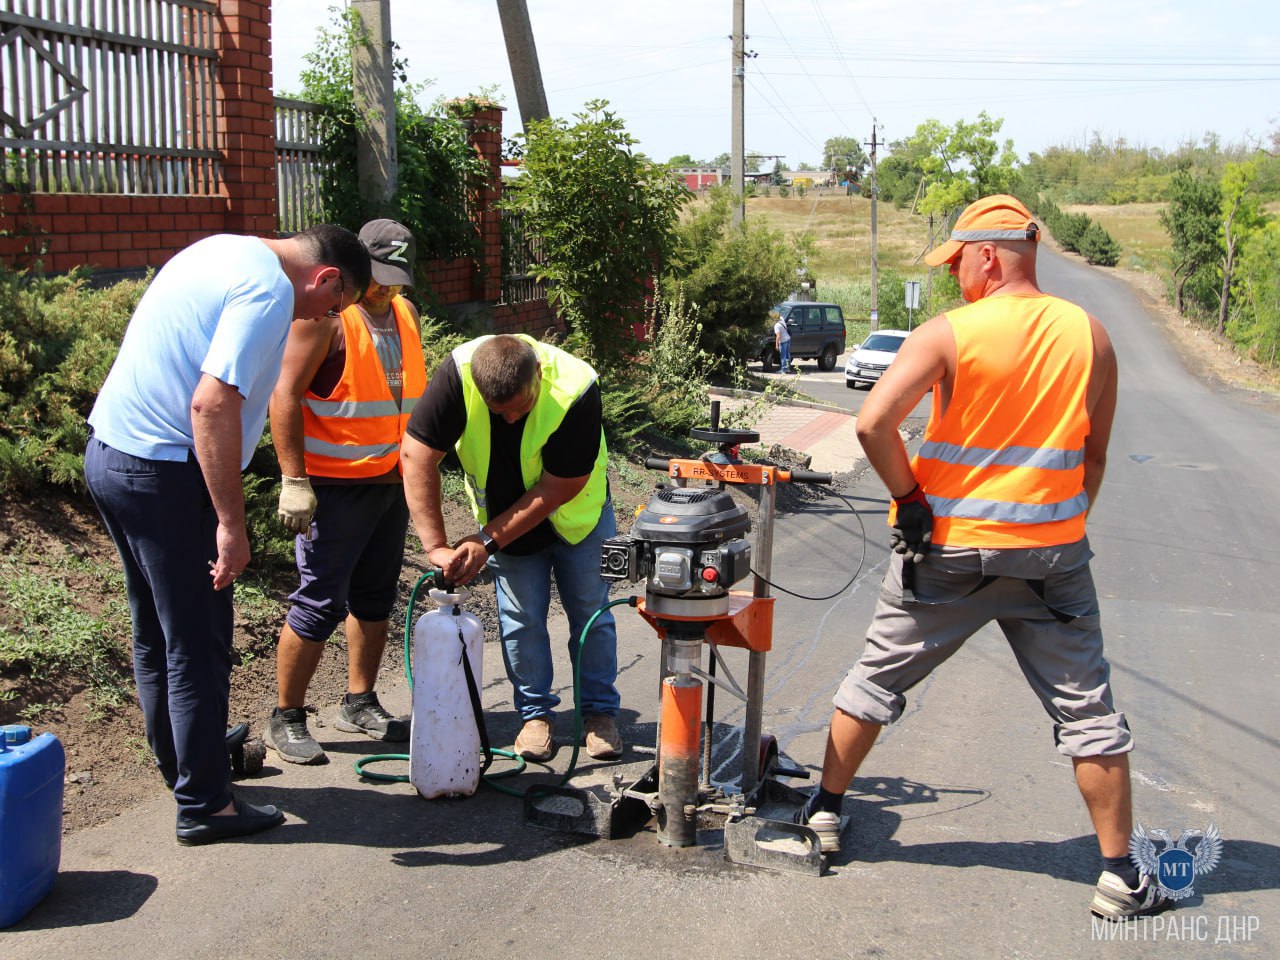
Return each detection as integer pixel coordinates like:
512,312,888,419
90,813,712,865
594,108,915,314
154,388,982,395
950,228,1035,241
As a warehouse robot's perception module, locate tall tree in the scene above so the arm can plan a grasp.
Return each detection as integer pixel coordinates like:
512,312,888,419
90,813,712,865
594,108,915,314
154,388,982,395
1216,159,1268,335
822,136,868,179
909,112,1019,214
1160,171,1222,315
1233,218,1280,366
504,100,689,367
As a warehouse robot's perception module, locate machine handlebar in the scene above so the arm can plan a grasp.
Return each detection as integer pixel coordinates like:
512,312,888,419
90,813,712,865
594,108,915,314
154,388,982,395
783,469,833,485
643,456,832,486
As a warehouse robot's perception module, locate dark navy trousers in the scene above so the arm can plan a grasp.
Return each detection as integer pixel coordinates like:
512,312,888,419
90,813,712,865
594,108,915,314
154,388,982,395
85,437,234,817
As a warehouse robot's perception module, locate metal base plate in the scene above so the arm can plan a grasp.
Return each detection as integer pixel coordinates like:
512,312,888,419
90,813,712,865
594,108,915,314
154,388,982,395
723,776,835,876
724,815,825,876
523,764,658,840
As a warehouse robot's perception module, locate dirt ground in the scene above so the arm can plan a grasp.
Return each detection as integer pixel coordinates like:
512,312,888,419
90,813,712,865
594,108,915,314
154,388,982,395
2,482,674,835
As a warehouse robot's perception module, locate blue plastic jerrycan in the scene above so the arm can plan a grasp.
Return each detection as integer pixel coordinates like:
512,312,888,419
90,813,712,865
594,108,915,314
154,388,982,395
0,724,65,928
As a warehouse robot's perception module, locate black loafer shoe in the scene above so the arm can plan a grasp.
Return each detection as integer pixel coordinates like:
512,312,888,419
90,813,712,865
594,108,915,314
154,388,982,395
176,796,285,846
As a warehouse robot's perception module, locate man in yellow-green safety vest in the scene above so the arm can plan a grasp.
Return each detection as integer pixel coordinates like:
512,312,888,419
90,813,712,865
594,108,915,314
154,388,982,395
401,334,622,762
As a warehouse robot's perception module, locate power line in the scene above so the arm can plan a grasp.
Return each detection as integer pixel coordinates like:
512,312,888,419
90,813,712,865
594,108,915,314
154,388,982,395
756,0,854,149
807,0,877,123
744,75,822,154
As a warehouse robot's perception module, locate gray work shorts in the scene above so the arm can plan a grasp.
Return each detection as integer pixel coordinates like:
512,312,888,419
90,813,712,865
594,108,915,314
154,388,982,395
834,537,1133,758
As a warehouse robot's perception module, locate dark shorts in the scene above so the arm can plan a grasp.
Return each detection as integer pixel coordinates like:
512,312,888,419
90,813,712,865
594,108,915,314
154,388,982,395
285,483,410,641
833,539,1132,758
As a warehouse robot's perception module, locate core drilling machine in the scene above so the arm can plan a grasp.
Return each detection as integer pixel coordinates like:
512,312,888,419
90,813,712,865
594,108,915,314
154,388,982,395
524,401,838,874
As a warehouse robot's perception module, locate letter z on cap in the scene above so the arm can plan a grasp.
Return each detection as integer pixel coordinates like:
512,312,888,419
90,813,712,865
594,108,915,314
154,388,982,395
924,194,1040,267
358,219,416,288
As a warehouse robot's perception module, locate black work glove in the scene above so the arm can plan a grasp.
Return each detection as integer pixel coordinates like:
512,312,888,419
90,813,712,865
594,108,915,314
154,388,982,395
890,483,933,565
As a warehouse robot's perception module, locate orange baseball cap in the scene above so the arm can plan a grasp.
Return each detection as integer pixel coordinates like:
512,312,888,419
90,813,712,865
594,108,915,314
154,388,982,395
924,194,1040,267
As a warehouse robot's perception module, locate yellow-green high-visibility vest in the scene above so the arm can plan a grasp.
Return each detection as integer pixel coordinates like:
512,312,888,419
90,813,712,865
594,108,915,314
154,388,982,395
453,335,609,545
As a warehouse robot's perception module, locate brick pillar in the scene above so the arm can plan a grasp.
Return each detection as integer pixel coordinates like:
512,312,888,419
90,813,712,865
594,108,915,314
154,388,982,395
215,0,278,234
449,100,505,302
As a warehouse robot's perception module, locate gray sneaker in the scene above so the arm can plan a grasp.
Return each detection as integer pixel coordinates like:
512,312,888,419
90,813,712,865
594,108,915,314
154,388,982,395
264,707,327,764
1090,872,1172,921
335,692,409,742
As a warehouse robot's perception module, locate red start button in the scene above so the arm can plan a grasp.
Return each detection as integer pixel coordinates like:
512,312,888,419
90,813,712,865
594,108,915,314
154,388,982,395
701,568,719,583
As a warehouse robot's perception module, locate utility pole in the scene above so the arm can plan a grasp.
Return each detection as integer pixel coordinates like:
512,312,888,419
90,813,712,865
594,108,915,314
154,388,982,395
730,0,745,225
926,211,934,313
866,121,882,330
351,0,397,215
496,0,550,128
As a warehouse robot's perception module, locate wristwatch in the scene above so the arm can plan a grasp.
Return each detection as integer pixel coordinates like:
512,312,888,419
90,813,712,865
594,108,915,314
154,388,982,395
480,533,500,556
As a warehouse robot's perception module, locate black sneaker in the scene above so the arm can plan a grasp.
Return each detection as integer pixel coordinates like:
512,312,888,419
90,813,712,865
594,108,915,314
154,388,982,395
176,796,285,846
335,692,409,742
1090,872,1172,921
264,707,327,764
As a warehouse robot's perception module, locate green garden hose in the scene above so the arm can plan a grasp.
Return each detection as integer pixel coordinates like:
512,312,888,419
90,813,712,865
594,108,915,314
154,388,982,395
354,569,635,800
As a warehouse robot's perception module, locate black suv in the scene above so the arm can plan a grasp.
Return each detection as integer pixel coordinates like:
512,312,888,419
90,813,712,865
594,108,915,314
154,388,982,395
752,301,847,372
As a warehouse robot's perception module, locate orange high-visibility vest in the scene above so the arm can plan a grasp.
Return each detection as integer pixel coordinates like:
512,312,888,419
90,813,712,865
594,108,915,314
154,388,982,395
906,293,1094,548
301,296,426,479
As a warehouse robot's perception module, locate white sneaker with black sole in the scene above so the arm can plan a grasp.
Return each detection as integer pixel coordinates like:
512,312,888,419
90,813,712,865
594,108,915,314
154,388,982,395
1090,872,1171,921
795,808,842,854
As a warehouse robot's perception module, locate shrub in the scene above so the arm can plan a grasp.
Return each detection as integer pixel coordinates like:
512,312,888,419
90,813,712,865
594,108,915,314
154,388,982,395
0,265,146,493
662,188,803,362
503,100,689,370
1049,210,1091,252
572,283,723,453
1079,221,1122,266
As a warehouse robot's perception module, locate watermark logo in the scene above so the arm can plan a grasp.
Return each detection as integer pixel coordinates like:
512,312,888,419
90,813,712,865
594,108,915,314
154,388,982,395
1130,821,1222,900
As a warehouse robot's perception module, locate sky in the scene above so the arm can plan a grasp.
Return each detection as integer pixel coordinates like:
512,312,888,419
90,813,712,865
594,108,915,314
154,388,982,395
269,1,1280,169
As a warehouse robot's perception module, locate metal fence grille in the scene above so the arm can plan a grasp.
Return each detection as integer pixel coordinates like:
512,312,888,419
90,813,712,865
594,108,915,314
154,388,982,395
274,96,325,234
500,208,546,305
1,0,220,195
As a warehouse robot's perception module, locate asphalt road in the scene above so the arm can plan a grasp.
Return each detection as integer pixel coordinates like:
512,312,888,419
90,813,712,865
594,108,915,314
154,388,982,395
8,247,1277,959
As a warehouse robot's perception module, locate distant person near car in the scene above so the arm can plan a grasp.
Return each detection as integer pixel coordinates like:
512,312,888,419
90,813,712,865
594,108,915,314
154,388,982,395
773,310,794,372
85,225,370,845
798,195,1168,922
265,220,425,765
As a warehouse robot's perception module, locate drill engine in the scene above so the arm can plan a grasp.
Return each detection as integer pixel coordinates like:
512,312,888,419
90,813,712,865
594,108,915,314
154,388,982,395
600,485,752,617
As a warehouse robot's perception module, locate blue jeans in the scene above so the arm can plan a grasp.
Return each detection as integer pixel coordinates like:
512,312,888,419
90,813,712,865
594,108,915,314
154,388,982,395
487,504,620,720
778,339,792,370
84,438,234,817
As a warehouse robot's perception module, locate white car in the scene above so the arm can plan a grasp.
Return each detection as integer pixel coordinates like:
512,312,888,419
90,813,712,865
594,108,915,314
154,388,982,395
845,329,910,388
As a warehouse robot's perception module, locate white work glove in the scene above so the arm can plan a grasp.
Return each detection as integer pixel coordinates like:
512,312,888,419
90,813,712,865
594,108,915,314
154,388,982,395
278,475,317,534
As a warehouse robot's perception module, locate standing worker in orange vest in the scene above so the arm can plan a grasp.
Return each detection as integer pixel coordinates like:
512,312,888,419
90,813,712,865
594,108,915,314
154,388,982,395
265,220,426,764
797,195,1168,922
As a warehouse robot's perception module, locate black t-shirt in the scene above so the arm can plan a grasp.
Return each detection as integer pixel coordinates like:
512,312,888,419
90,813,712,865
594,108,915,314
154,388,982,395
404,356,603,554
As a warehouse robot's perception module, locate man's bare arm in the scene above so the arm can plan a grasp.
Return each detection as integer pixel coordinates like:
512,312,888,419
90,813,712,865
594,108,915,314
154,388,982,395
855,316,952,497
191,374,247,590
400,432,452,557
1083,315,1118,512
269,316,339,478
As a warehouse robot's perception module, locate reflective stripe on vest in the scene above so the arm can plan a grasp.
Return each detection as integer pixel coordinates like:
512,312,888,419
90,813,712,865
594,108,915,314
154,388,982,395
452,335,608,545
301,296,426,479
906,294,1093,548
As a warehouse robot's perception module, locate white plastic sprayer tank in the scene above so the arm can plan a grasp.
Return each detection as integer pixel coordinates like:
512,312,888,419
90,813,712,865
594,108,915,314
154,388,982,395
409,587,485,798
